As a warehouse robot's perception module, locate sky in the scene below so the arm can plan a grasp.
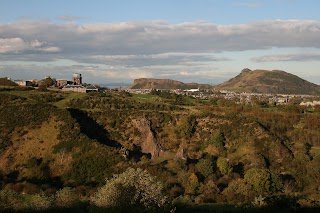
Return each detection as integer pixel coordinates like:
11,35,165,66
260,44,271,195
0,0,320,85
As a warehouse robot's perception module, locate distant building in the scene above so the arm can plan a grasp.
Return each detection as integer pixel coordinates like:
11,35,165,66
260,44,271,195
62,85,86,93
56,79,73,87
13,80,32,87
86,85,99,92
61,84,98,93
300,101,320,107
72,73,82,85
184,88,200,92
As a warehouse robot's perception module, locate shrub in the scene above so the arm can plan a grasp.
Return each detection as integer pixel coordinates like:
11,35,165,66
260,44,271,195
179,115,197,139
217,157,232,175
184,173,199,195
55,187,79,208
0,190,27,211
244,168,282,194
28,193,53,211
90,167,168,212
222,179,252,203
195,158,213,178
207,131,226,147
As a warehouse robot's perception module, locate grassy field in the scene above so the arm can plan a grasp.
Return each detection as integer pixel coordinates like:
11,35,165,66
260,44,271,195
52,91,87,108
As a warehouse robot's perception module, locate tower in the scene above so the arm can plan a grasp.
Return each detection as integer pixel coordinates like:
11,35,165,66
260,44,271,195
72,73,82,85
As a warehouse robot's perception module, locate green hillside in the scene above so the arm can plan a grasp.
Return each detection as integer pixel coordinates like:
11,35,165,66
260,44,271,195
0,78,18,86
216,69,320,95
0,87,320,212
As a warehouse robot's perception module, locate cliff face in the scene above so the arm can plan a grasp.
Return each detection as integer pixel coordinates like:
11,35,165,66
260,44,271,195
216,69,320,95
130,78,211,90
132,118,162,158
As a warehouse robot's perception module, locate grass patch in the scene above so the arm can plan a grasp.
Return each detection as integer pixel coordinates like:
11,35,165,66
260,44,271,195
310,147,320,158
130,93,158,100
52,92,87,108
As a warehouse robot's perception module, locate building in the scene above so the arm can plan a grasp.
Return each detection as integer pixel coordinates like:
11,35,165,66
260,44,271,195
56,79,73,87
62,84,99,93
13,80,33,87
72,73,82,85
62,85,86,93
86,85,99,92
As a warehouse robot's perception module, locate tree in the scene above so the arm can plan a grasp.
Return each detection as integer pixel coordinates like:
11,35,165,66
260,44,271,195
90,168,168,212
196,158,214,178
43,77,56,87
38,84,47,91
244,168,282,194
217,157,232,175
179,115,197,139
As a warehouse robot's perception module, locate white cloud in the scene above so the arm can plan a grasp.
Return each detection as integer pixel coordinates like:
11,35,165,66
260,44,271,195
1,19,320,84
0,37,60,54
0,38,29,53
1,19,320,57
252,53,320,62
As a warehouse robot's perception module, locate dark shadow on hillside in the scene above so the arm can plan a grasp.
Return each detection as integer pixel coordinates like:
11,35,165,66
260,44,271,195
68,108,120,148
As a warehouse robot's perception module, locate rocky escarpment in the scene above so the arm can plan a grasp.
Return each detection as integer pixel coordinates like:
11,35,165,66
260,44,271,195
132,118,163,158
130,78,211,90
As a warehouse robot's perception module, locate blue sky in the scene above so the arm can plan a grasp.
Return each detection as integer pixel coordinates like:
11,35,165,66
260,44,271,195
1,0,320,85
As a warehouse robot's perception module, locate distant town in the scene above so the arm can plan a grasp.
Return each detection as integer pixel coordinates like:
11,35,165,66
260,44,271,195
3,73,320,108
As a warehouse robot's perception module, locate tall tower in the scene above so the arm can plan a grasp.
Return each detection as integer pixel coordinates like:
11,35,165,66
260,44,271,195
72,73,82,85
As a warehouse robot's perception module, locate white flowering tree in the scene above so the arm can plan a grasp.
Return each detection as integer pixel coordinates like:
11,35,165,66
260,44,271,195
90,167,168,212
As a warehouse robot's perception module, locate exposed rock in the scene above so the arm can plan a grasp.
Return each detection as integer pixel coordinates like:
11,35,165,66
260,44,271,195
175,144,187,160
130,78,211,90
132,118,163,158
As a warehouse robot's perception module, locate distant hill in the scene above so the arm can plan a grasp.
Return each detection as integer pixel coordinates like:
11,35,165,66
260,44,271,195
130,78,211,90
0,78,18,86
215,68,320,95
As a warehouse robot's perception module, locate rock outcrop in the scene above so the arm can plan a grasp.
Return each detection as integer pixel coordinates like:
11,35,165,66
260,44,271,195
130,78,211,90
132,118,163,158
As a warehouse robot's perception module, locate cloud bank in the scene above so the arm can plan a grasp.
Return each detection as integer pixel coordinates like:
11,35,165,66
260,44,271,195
0,19,320,83
252,53,320,62
1,20,319,58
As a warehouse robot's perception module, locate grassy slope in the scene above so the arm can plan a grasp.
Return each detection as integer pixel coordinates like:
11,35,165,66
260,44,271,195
0,89,320,211
216,69,320,95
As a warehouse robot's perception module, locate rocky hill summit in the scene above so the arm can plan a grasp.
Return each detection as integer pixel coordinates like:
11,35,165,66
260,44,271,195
130,78,211,90
215,68,320,95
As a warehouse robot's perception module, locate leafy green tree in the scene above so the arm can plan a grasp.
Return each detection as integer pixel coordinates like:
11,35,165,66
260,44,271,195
43,77,56,87
222,179,252,203
38,84,47,91
217,157,232,175
179,115,197,139
244,168,282,194
90,167,167,212
196,158,214,178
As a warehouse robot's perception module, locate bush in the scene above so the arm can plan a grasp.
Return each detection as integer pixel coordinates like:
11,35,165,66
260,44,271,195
195,158,213,178
55,187,79,208
90,167,168,212
179,115,197,139
217,157,232,175
0,190,27,211
28,193,53,211
222,179,252,203
244,168,282,194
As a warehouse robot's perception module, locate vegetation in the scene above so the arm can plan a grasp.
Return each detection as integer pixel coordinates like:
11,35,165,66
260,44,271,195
0,88,320,212
216,69,320,95
90,168,168,212
0,78,18,86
